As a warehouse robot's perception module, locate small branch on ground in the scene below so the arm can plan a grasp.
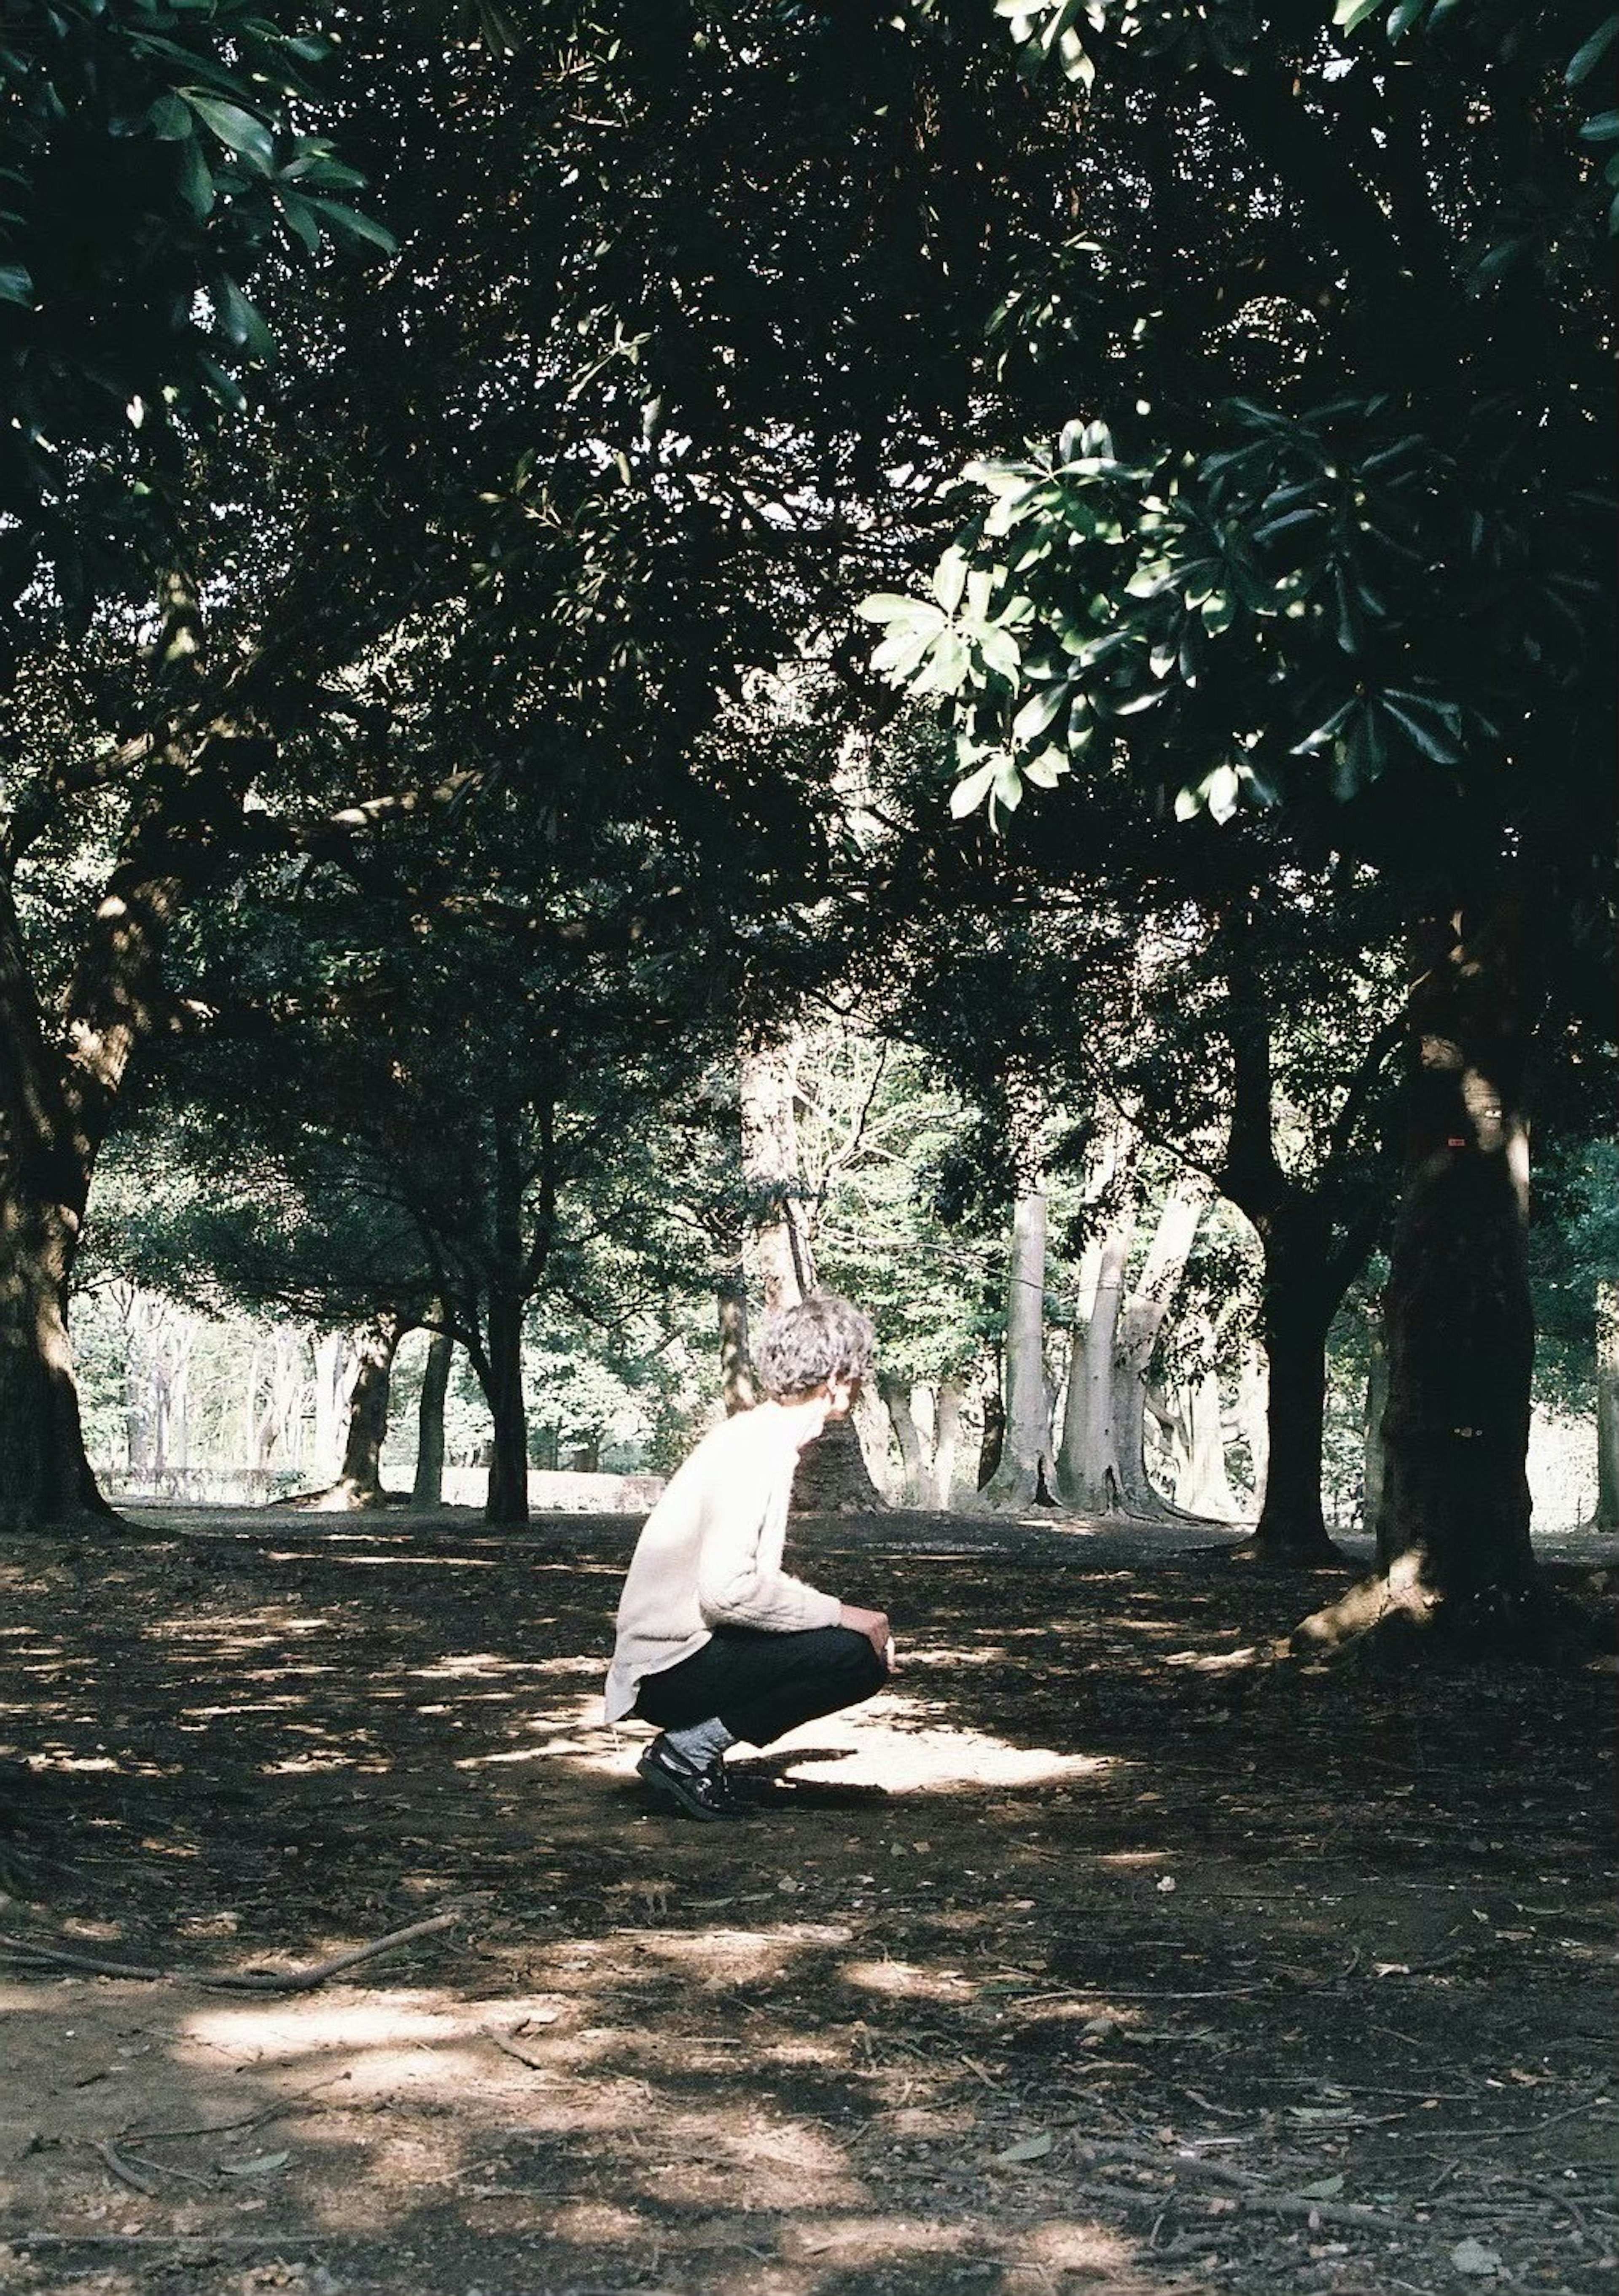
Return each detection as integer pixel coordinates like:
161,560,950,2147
0,1909,461,1991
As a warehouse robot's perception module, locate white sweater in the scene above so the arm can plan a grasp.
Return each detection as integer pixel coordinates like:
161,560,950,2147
603,1404,842,1723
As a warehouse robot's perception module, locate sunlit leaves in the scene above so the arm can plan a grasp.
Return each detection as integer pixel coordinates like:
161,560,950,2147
865,391,1608,826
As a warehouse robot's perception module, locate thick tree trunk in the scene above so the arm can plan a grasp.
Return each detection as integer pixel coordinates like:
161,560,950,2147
1373,905,1537,1604
484,1287,530,1526
0,885,114,1529
1295,897,1554,1658
0,1200,112,1530
331,1314,403,1506
1252,1270,1339,1559
1594,1279,1618,1536
977,1184,1052,1510
412,1328,452,1507
976,1384,1004,1488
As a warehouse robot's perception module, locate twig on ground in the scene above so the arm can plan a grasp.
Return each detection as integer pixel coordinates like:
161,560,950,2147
122,2070,351,2145
15,2233,327,2249
89,2139,161,2197
1063,2135,1406,2231
0,1910,460,1992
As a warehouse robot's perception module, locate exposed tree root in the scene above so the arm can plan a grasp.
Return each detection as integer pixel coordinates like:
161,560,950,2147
284,1480,408,1513
1284,1552,1615,1670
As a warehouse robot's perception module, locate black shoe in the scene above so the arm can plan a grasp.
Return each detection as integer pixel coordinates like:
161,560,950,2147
637,1738,753,1822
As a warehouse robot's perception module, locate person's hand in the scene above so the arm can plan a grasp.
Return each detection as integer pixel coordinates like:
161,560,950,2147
840,1603,894,1669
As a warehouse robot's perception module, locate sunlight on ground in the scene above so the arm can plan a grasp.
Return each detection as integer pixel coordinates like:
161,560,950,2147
463,1687,1120,1796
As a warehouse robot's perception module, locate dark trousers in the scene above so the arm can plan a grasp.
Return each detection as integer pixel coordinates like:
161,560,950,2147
631,1623,888,1748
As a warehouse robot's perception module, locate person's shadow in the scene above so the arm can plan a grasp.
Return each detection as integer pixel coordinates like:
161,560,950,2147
726,1748,893,1808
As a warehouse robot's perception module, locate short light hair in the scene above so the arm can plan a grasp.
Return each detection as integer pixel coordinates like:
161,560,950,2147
755,1293,874,1401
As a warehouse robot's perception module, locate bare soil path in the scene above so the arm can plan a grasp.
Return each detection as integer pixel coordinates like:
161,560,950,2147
0,1506,1614,2296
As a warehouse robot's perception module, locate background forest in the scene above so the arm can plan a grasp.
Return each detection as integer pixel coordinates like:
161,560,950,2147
1,0,1614,1610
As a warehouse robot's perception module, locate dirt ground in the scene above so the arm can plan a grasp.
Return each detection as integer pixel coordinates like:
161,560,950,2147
0,1506,1614,2296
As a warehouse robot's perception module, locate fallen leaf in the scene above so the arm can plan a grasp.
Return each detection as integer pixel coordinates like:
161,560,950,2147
990,2132,1054,2166
1450,2237,1503,2277
1298,2174,1346,2199
218,2151,289,2178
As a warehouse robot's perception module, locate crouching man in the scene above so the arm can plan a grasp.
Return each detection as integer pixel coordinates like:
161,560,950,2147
604,1293,893,1821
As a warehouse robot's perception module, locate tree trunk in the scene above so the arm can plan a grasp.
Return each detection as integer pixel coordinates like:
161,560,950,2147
718,1259,757,1413
932,1370,964,1510
412,1328,452,1507
1252,1269,1339,1559
1363,1305,1389,1536
322,1313,403,1507
1167,1363,1238,1520
1593,1278,1619,1535
1373,904,1538,1605
977,1183,1052,1510
976,1383,1004,1488
879,1372,926,1503
1294,897,1552,1657
740,1034,810,1314
311,1330,347,1479
1055,1198,1134,1513
1111,1178,1205,1516
0,1199,112,1529
484,1286,530,1525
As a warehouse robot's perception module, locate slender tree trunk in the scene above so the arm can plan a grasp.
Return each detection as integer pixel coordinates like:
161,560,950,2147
311,1330,346,1478
1056,1198,1134,1512
717,1258,756,1414
978,1182,1052,1510
1240,1342,1269,1513
740,1032,881,1510
1166,1362,1238,1521
1363,1305,1389,1536
412,1328,452,1507
740,1034,809,1314
879,1372,926,1504
976,1382,1004,1488
1111,1178,1205,1516
1592,1278,1618,1535
484,1287,529,1525
932,1371,964,1510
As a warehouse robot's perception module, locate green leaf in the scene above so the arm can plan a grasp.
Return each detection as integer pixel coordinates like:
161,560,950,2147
183,92,277,175
949,760,998,818
933,549,968,614
855,593,923,624
978,625,1022,681
176,135,215,218
1333,0,1386,33
302,196,398,257
1012,681,1068,745
215,274,275,359
0,262,33,307
147,92,193,140
1578,109,1619,142
1567,15,1619,86
277,187,322,255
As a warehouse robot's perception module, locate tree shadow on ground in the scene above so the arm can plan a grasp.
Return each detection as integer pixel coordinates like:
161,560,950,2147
0,1507,1613,2296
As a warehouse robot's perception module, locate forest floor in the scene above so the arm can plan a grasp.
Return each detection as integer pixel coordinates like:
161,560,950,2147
0,1505,1615,2296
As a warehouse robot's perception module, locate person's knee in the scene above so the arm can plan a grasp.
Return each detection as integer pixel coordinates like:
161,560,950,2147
831,1624,889,1696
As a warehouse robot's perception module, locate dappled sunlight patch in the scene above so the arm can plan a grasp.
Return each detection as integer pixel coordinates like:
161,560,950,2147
840,1956,976,2003
777,2212,974,2264
767,1707,1113,1793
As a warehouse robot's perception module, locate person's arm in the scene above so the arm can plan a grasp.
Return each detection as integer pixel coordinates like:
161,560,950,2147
696,1464,842,1633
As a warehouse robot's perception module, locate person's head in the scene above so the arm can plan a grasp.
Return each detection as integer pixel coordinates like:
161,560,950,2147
755,1292,874,1409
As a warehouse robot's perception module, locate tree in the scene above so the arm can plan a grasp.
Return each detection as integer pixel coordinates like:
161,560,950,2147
866,0,1614,1645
